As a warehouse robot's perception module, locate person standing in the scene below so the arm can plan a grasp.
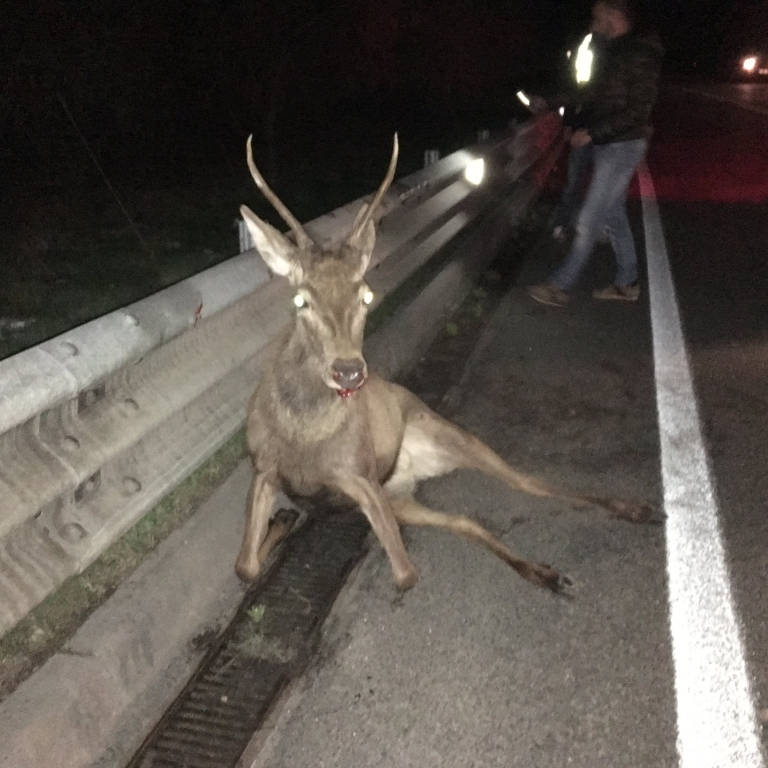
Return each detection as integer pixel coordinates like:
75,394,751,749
527,0,663,307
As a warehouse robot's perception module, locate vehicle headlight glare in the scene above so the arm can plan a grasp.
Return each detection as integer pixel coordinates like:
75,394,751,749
464,158,485,186
742,56,757,73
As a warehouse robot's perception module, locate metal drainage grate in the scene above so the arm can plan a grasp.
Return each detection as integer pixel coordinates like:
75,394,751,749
127,510,369,768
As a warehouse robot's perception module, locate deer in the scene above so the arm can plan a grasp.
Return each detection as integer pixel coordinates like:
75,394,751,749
235,133,654,595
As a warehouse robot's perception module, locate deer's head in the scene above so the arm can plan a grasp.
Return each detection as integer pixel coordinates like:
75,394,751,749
240,135,398,398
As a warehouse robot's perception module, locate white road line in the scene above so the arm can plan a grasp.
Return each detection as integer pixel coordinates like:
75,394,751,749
638,162,765,768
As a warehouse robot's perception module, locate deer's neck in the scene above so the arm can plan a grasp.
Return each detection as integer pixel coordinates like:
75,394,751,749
272,332,342,422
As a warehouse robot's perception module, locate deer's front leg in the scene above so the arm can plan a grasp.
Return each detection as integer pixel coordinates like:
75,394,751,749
332,473,418,590
235,469,277,581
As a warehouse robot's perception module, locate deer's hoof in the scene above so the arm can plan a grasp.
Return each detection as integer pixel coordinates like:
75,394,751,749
235,557,262,583
529,563,573,596
609,499,663,525
394,565,419,592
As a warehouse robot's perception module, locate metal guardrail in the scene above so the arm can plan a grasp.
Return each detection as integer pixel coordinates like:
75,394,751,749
0,114,562,637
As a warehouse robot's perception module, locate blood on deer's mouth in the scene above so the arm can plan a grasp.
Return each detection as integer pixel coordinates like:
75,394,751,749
335,378,366,399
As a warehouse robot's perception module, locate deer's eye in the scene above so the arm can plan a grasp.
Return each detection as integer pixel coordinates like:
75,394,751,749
362,288,374,306
293,293,308,309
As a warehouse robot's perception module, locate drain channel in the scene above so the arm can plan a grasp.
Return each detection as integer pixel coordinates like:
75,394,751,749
127,511,369,768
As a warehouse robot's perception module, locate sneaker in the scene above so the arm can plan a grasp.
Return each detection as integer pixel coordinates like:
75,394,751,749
592,283,640,302
527,284,570,307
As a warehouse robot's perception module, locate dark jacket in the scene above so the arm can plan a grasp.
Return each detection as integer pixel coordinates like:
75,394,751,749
582,32,664,144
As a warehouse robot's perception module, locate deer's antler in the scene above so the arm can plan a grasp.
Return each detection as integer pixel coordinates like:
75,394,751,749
348,133,399,244
246,134,313,249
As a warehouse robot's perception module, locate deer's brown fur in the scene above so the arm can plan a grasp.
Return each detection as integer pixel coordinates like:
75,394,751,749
235,134,653,594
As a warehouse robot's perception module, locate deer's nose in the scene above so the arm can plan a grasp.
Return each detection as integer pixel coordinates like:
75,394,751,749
331,358,366,389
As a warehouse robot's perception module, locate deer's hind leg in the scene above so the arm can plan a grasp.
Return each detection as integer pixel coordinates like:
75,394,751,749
389,402,655,524
388,495,570,594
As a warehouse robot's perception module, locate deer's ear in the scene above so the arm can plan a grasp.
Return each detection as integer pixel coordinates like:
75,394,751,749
240,205,303,282
346,203,376,277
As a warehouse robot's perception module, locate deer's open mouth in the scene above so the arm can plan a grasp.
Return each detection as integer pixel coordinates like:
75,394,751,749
335,377,367,398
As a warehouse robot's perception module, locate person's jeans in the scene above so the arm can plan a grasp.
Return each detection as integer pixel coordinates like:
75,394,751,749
549,138,647,290
551,142,593,231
